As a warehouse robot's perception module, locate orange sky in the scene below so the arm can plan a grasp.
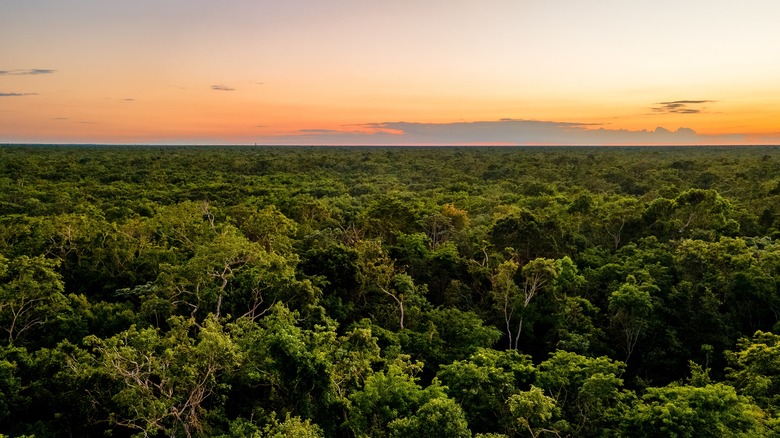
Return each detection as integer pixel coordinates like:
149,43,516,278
2,1,780,145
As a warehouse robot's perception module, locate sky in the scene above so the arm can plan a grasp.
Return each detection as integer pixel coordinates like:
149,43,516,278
2,0,780,145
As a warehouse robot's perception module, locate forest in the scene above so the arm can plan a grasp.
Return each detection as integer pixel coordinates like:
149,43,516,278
2,145,780,437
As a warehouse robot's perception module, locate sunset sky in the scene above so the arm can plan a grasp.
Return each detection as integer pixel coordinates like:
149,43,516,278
2,0,780,145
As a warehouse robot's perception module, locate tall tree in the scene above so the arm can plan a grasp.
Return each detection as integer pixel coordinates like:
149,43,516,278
0,255,68,344
85,316,242,437
491,258,561,350
608,274,656,363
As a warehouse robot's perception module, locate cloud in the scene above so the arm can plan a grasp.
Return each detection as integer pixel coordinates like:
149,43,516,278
652,100,715,114
0,92,37,97
0,69,56,76
250,119,721,146
25,69,56,75
123,98,135,101
211,85,235,91
299,129,344,134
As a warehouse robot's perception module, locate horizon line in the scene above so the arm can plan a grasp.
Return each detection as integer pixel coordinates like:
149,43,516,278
2,143,780,148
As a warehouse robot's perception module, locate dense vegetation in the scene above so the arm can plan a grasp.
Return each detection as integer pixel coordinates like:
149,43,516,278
3,145,780,437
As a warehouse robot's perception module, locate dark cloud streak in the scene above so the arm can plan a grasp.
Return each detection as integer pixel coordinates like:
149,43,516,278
652,100,715,114
0,92,38,97
211,85,235,91
299,129,344,134
0,69,56,76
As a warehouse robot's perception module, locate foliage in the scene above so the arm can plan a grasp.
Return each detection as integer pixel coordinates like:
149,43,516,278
84,316,242,437
2,145,780,436
625,383,769,437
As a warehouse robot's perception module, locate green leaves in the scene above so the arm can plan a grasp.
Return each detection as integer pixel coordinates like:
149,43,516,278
86,316,242,437
608,274,656,362
348,355,455,437
491,258,562,350
5,146,780,436
388,397,471,438
726,331,780,413
507,386,558,437
437,348,534,435
626,383,768,437
535,351,627,436
0,255,68,344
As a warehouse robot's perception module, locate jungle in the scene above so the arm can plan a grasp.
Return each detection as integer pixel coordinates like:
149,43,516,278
2,145,780,437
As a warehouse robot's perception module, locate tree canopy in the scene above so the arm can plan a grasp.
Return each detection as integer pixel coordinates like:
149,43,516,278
2,145,780,436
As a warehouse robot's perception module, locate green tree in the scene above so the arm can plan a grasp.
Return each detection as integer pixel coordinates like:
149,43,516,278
151,201,219,255
152,227,316,323
491,260,521,350
492,258,561,350
85,316,242,437
437,348,535,435
227,304,349,434
489,211,563,262
549,296,603,355
355,240,429,330
645,189,737,241
300,243,360,322
608,274,656,363
595,196,644,250
348,355,453,438
535,351,627,437
261,413,324,438
388,397,471,438
0,346,22,425
507,385,561,438
221,412,324,438
0,255,69,344
229,204,297,253
726,330,780,413
625,383,769,437
420,307,501,367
